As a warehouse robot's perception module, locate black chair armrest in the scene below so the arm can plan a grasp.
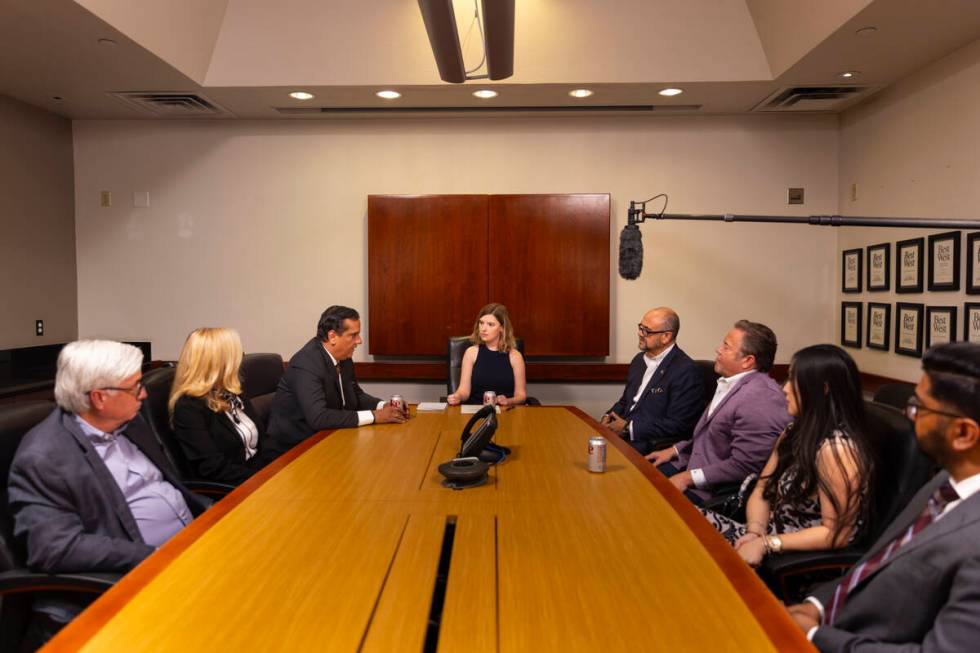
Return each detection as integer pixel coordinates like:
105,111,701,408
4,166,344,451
184,480,236,498
0,569,121,595
761,548,863,577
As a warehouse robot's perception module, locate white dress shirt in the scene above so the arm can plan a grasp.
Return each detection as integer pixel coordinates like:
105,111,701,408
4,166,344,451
628,344,675,440
324,348,384,426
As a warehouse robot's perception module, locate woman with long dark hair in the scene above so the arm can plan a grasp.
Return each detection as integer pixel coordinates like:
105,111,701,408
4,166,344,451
701,344,877,566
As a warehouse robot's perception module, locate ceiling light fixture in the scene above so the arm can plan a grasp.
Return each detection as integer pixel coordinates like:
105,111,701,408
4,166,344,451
658,88,683,97
473,89,498,99
569,89,594,98
97,38,117,46
856,26,878,37
838,71,861,79
376,90,402,99
289,91,314,100
418,0,515,83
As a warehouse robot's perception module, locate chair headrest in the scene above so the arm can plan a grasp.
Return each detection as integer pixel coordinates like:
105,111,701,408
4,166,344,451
0,400,56,478
241,353,284,398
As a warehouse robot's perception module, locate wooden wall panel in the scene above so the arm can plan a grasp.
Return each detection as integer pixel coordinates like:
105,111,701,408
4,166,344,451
488,194,610,356
368,195,489,355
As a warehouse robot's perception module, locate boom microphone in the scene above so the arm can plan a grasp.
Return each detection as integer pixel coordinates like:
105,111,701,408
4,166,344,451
618,223,643,280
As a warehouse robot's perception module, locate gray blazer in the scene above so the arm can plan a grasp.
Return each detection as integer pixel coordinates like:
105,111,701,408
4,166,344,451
674,370,790,501
811,471,980,652
7,408,209,574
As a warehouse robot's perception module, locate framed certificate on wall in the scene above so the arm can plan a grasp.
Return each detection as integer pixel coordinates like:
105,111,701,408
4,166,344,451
967,232,980,295
896,238,924,294
966,303,980,344
895,302,924,357
927,231,960,292
866,302,890,351
841,302,862,348
866,243,890,291
842,249,862,293
925,306,957,349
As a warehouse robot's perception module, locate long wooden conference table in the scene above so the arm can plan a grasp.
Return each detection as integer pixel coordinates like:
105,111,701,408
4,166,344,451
46,406,812,652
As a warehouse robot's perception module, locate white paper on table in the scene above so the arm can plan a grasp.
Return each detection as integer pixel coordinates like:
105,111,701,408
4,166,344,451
416,402,447,411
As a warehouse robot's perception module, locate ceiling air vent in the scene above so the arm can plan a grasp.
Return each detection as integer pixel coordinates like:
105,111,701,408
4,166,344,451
752,85,877,112
109,92,232,117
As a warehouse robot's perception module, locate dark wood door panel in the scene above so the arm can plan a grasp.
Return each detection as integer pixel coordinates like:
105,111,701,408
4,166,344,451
488,194,610,356
368,195,489,355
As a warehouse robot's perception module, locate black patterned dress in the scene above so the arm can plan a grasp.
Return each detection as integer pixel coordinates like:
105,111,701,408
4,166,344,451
699,434,856,544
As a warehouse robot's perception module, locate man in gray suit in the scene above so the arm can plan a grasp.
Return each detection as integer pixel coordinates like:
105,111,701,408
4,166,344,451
646,320,790,503
7,340,209,647
787,341,980,651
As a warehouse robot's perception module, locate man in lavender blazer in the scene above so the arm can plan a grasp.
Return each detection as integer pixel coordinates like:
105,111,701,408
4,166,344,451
647,320,790,504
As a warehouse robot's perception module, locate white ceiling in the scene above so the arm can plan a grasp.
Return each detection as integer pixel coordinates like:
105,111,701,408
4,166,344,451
2,0,980,119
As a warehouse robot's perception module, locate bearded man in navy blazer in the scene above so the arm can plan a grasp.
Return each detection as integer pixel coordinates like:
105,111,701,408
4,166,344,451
647,320,790,504
787,342,980,651
600,307,704,456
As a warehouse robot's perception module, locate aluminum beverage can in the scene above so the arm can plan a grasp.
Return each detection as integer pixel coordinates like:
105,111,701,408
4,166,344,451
588,436,607,473
390,394,405,411
483,391,497,406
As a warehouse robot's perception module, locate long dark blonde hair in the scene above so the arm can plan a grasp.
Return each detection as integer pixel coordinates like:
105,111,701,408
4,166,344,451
469,303,517,353
168,327,244,416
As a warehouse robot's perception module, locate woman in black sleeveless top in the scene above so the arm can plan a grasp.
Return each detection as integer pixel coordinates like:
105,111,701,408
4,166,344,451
447,303,527,407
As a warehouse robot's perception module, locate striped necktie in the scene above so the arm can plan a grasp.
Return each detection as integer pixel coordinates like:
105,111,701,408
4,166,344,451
825,480,959,625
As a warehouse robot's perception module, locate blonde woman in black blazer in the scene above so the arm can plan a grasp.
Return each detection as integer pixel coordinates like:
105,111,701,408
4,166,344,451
169,327,270,485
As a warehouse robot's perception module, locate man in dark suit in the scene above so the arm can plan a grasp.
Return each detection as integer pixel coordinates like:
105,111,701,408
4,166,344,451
600,307,704,456
266,305,408,456
787,341,980,651
646,320,790,503
7,340,210,648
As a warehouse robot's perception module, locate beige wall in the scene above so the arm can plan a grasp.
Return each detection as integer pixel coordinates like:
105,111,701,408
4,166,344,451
72,113,838,407
837,36,980,381
0,94,77,348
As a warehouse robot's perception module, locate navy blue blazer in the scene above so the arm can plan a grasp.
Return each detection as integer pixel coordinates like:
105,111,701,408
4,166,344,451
607,345,704,455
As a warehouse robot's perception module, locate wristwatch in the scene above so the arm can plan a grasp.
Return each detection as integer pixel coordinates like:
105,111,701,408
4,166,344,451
766,535,783,554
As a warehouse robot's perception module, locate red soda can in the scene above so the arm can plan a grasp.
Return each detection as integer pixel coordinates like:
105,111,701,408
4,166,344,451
390,394,405,411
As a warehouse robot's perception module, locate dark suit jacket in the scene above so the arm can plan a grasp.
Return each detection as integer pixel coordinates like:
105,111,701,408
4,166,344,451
172,394,271,486
675,370,790,502
265,338,381,455
7,408,209,575
810,471,980,652
607,346,704,455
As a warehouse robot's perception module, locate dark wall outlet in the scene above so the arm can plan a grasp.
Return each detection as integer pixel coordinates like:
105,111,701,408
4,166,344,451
35,320,43,336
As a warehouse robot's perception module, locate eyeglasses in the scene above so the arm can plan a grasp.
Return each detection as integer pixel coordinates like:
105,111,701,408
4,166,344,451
905,395,964,421
637,323,672,338
98,379,146,398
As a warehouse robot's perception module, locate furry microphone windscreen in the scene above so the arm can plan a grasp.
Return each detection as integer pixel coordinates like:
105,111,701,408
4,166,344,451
618,224,643,280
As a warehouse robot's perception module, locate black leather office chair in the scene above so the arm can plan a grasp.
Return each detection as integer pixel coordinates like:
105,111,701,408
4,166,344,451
0,401,120,650
872,382,916,412
240,352,284,431
445,336,539,405
758,401,936,602
139,366,234,498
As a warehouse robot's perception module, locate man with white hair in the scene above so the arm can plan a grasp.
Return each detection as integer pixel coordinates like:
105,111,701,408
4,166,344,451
7,340,210,647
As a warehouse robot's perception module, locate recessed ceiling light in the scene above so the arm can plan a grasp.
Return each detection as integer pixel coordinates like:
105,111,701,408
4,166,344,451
839,71,861,79
658,88,683,97
856,26,878,37
289,91,314,100
376,90,401,99
569,89,594,98
473,89,498,99
51,96,64,101
97,38,117,47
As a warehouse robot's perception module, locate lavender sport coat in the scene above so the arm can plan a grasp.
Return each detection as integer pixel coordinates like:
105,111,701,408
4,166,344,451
674,370,790,502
